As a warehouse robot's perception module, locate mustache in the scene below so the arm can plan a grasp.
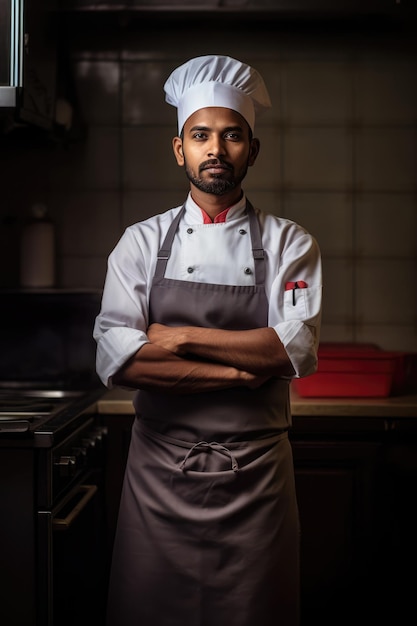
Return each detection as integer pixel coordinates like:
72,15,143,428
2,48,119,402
199,159,233,172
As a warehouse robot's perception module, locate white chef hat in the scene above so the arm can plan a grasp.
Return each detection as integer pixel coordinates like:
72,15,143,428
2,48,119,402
164,55,272,134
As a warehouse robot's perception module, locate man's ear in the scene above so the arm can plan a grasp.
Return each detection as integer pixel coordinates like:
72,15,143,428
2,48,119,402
248,138,260,166
172,137,184,166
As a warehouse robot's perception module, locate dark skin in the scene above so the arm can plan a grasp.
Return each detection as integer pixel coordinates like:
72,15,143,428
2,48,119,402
172,107,259,219
112,107,295,392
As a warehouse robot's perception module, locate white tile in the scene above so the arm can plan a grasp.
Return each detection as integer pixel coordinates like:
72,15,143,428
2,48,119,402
354,60,417,124
123,126,185,190
245,191,282,218
356,325,417,353
73,60,120,125
120,29,279,64
356,259,416,325
252,61,282,127
244,125,281,190
355,129,416,191
284,128,352,190
321,258,354,325
355,193,416,257
281,61,352,125
66,21,120,60
122,61,177,126
49,127,120,190
318,324,356,345
284,192,353,256
277,32,353,63
51,191,121,257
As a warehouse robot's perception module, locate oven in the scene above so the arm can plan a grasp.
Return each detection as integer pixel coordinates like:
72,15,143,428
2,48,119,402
0,289,109,625
0,386,108,626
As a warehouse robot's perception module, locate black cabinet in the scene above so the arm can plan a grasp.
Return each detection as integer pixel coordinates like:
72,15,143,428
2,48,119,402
102,414,134,555
291,415,417,626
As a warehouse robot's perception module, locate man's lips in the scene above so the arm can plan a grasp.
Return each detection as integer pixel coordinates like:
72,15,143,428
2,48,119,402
200,162,232,174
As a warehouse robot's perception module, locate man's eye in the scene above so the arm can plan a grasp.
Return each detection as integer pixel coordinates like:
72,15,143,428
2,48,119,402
225,133,240,141
193,132,206,140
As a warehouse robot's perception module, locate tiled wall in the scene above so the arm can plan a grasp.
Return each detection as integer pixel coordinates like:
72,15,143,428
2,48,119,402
1,18,416,351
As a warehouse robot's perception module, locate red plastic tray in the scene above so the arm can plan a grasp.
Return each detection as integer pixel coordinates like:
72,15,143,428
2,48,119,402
293,344,408,398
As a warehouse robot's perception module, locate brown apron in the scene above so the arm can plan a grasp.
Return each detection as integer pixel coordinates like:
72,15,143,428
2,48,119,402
106,201,300,626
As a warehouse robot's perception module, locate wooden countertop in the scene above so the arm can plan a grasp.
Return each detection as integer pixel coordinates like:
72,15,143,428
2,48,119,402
97,387,417,418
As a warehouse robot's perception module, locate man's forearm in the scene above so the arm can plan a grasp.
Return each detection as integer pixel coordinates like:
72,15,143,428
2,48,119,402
148,324,295,377
112,343,266,393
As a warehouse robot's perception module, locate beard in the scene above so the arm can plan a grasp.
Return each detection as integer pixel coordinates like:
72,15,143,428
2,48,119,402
184,157,249,196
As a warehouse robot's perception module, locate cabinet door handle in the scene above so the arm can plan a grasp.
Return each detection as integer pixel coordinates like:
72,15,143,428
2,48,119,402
52,484,98,531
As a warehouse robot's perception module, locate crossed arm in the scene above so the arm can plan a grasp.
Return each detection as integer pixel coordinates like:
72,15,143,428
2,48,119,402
112,323,295,394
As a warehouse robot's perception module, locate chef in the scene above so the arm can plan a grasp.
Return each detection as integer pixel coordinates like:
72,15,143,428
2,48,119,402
94,54,322,626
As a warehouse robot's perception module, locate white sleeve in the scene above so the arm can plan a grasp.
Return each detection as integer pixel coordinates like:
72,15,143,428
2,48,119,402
268,229,322,379
93,227,152,387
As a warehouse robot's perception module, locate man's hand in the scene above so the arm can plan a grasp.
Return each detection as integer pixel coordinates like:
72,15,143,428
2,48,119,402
113,322,283,392
147,323,294,379
147,323,187,355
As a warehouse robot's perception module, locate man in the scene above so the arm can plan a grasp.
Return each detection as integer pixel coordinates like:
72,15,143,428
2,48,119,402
94,54,322,626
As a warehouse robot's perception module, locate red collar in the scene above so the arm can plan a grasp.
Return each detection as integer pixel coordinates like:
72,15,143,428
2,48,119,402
200,207,231,224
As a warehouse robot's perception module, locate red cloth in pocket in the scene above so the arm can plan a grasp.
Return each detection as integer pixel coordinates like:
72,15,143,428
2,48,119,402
285,280,308,290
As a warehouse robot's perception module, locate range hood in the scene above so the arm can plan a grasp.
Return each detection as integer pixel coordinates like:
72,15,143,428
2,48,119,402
0,0,57,132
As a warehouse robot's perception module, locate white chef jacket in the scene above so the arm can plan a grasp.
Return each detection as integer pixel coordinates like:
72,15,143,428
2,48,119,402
94,193,322,387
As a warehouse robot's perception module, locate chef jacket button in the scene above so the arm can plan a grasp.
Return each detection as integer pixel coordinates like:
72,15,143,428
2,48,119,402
187,267,194,273
187,228,193,234
239,229,247,235
244,267,252,275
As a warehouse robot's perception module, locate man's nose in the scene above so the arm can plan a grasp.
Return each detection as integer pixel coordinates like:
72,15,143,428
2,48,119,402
207,136,225,157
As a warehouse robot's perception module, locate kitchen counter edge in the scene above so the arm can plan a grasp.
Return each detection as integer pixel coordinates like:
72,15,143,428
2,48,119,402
96,388,417,418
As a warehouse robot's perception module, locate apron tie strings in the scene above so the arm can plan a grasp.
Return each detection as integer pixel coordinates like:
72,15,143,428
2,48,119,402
179,441,239,473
